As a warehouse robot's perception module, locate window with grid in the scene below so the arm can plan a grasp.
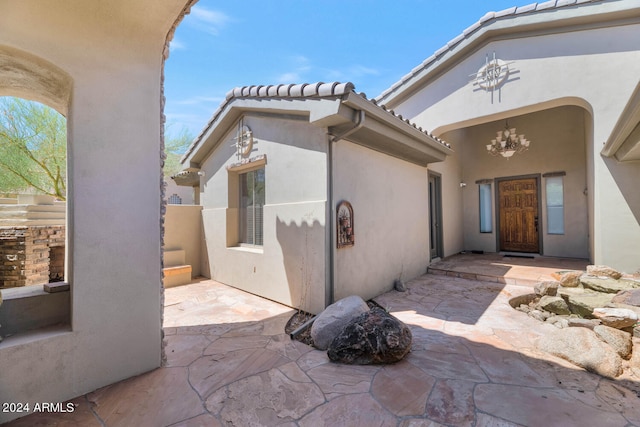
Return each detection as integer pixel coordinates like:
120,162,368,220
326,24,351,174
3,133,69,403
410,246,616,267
239,168,265,246
168,193,182,204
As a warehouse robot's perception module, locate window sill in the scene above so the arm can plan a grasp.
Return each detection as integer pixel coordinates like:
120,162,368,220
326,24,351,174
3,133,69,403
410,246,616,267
228,245,264,254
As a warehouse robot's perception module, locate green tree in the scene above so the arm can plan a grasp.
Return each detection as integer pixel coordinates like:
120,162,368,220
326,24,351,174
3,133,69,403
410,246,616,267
164,126,193,178
0,97,67,200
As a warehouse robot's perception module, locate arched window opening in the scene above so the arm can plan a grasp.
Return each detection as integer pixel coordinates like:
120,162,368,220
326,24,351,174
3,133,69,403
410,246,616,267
0,96,69,339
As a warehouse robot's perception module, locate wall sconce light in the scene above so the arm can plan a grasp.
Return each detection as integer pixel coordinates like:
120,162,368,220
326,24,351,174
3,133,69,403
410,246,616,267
460,182,467,188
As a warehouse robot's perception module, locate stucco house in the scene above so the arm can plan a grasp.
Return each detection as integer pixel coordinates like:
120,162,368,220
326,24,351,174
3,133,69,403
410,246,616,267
376,0,640,272
180,82,452,314
181,0,640,313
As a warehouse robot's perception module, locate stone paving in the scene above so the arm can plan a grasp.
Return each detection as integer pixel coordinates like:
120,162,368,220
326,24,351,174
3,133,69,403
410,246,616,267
7,270,640,426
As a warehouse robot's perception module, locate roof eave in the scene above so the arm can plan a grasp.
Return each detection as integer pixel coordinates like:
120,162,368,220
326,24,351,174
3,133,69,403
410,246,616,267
339,92,453,166
377,0,640,107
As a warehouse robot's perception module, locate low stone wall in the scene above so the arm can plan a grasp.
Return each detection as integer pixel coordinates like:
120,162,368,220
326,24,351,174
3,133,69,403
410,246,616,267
0,225,65,287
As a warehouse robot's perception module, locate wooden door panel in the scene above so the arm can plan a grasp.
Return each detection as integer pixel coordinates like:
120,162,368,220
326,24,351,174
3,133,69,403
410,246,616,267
499,178,539,252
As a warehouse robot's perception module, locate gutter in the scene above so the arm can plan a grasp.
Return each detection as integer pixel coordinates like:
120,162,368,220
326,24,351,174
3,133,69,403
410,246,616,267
326,110,365,307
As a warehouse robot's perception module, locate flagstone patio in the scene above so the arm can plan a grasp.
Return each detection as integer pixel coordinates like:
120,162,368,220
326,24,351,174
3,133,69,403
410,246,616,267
6,256,640,427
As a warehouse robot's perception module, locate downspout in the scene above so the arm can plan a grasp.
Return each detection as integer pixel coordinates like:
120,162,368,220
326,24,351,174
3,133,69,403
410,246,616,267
326,110,365,307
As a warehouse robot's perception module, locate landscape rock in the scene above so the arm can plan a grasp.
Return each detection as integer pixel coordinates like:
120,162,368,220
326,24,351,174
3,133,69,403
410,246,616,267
535,281,559,297
327,307,412,365
586,265,622,279
593,325,632,359
631,338,640,371
538,295,571,315
546,315,570,329
592,307,638,329
612,289,640,307
567,318,601,330
310,295,369,350
553,270,582,288
561,290,614,318
528,309,547,322
581,276,639,294
537,327,623,378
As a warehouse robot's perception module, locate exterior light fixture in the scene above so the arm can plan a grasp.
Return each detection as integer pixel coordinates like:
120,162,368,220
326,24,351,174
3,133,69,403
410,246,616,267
486,121,530,158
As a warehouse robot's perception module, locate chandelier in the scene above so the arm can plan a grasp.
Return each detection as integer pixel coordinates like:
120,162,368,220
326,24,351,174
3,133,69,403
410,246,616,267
486,121,530,158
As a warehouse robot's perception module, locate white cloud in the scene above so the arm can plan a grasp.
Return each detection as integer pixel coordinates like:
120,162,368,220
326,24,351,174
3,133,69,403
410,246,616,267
176,96,224,106
188,6,231,36
169,38,186,51
276,72,302,83
349,65,380,77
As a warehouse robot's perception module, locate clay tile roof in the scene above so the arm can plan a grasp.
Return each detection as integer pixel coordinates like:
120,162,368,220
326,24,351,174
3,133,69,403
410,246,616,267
184,81,451,162
377,0,607,102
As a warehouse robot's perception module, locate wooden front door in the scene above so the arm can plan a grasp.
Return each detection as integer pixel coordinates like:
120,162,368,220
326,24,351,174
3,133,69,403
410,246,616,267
498,178,540,253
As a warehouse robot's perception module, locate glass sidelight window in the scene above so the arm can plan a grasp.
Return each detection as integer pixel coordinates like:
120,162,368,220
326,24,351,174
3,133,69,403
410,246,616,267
479,183,492,233
546,176,564,234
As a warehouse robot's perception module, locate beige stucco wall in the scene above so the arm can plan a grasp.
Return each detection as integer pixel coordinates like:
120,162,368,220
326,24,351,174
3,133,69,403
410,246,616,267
165,179,195,205
391,21,640,271
199,115,328,314
0,1,189,421
427,137,464,257
164,204,205,277
440,106,589,258
333,140,430,301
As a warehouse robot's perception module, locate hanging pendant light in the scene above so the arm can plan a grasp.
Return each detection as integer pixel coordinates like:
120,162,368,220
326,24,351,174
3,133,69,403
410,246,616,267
486,121,530,158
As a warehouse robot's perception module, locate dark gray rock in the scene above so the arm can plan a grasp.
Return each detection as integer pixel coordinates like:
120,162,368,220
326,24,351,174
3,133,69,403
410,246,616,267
311,295,370,350
327,307,412,365
393,279,407,292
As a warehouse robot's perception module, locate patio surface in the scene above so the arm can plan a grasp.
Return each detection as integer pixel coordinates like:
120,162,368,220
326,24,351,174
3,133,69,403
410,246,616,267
7,256,640,426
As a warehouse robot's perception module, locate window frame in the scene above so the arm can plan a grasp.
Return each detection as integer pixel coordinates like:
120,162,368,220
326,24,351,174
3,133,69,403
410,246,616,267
545,175,565,235
478,182,493,233
238,167,265,247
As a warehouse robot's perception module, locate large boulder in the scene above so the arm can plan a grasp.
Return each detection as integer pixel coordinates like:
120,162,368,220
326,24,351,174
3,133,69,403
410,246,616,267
537,327,623,378
327,307,412,365
593,325,632,359
592,307,638,329
310,295,369,350
586,265,622,279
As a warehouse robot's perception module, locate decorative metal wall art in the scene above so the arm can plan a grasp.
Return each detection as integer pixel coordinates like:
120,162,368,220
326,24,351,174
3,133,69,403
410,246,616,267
337,201,354,248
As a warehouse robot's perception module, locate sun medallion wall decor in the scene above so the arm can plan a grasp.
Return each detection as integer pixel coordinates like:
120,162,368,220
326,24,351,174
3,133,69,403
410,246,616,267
337,201,354,248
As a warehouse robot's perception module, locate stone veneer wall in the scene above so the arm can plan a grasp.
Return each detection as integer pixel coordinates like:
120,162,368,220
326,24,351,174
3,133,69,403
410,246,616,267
0,225,65,287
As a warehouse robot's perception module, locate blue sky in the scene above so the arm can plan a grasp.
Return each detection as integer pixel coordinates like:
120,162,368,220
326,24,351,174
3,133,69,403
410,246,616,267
164,0,525,139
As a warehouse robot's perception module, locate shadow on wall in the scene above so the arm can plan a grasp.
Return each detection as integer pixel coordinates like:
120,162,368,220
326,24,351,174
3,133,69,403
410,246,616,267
603,157,640,226
275,216,325,314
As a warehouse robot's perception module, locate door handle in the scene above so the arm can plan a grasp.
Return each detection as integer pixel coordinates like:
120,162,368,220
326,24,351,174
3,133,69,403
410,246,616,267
534,216,539,232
